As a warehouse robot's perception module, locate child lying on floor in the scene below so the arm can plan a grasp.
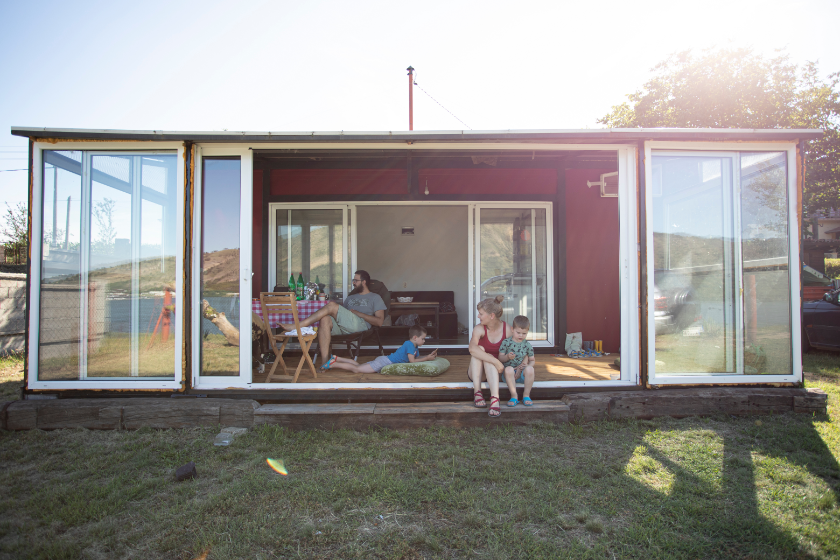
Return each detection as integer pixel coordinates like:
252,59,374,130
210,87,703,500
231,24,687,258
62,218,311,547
322,324,438,373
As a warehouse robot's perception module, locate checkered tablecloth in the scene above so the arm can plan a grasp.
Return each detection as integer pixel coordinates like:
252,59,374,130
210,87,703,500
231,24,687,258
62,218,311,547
252,299,327,329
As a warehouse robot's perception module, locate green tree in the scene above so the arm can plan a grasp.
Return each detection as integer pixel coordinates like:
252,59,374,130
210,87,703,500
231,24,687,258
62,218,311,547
1,202,27,246
91,198,118,255
599,48,840,230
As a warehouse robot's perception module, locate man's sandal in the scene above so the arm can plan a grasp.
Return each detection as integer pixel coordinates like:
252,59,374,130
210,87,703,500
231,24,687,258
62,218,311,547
319,355,337,371
522,396,533,407
473,391,486,408
508,398,519,407
488,396,501,417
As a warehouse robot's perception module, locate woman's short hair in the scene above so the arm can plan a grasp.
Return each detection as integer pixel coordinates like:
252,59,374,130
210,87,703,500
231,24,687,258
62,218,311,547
477,295,504,318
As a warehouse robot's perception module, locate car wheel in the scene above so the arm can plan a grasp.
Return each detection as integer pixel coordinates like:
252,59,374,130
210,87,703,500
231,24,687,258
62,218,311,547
802,329,811,353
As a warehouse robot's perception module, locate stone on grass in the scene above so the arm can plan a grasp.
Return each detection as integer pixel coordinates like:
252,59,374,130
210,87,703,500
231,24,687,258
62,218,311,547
214,426,249,446
175,461,197,481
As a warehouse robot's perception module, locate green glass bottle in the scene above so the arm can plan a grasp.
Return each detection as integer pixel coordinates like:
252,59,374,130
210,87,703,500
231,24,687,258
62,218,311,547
288,274,295,294
296,272,304,300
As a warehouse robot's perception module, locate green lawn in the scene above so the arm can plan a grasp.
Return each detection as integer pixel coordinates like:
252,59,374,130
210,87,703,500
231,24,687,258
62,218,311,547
0,351,838,558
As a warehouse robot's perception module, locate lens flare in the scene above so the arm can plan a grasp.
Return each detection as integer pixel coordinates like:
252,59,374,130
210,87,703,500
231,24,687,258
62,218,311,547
266,458,288,475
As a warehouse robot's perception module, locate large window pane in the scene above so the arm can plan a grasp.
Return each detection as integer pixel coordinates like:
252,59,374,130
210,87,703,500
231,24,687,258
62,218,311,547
86,155,178,378
38,151,83,380
651,156,737,374
741,153,791,374
276,208,344,297
201,158,241,376
38,152,178,381
479,208,548,340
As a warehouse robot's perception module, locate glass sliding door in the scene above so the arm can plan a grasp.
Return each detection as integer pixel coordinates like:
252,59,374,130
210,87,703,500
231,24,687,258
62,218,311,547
200,158,243,376
272,206,348,301
649,150,795,379
37,151,179,381
740,153,792,374
476,206,550,341
650,154,739,374
38,151,83,380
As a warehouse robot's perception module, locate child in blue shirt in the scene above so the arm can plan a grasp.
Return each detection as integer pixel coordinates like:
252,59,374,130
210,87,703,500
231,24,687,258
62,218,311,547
324,325,438,373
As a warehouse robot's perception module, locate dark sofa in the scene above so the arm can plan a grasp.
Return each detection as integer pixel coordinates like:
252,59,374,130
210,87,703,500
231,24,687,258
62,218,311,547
388,290,458,339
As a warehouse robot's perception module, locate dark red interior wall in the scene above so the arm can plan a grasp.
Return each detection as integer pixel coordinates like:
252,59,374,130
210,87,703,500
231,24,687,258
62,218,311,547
418,168,556,194
270,169,407,195
565,169,621,352
252,170,263,298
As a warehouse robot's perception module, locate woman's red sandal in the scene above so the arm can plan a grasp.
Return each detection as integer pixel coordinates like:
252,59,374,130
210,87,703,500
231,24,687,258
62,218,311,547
473,391,486,408
488,396,501,418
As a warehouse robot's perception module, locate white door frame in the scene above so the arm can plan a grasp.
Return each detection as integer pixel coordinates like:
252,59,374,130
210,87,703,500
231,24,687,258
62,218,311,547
192,146,253,389
27,141,185,391
267,204,350,298
644,141,801,385
473,202,556,348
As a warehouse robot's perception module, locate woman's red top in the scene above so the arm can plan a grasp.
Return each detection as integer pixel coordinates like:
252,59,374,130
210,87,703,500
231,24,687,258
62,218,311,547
480,323,508,356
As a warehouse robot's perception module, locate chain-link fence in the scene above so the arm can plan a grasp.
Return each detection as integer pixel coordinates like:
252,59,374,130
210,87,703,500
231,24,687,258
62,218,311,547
1,244,27,265
0,272,26,355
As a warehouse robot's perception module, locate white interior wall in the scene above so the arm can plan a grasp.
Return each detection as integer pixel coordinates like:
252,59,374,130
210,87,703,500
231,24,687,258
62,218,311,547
357,205,470,332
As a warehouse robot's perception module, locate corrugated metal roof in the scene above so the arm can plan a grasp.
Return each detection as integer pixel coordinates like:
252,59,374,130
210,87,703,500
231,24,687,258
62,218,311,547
10,126,823,143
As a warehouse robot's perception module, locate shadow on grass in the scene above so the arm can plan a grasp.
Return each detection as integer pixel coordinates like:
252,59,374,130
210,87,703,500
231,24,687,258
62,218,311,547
0,377,22,401
628,413,839,558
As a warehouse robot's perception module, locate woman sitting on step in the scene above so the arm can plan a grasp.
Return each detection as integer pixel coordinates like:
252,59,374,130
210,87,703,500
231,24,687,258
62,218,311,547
467,295,509,418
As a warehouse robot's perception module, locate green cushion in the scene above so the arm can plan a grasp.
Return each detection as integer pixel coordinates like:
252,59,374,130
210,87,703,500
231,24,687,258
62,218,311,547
379,358,450,377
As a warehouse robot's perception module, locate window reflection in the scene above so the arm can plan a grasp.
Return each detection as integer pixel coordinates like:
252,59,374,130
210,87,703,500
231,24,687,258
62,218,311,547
200,158,242,376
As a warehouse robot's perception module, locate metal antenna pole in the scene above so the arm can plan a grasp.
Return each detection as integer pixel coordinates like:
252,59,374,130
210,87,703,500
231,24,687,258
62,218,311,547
407,66,414,131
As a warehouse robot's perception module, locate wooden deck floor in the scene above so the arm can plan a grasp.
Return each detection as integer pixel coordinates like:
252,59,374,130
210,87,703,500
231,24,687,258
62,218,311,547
254,354,619,384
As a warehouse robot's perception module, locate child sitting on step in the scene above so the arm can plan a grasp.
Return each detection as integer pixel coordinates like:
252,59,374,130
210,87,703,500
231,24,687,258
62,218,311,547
498,315,536,407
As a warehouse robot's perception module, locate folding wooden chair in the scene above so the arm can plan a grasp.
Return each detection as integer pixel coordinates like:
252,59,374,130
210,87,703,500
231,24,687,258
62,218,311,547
259,292,318,383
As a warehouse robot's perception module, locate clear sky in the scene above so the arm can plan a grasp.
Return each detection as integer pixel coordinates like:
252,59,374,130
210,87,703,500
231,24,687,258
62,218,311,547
1,0,838,237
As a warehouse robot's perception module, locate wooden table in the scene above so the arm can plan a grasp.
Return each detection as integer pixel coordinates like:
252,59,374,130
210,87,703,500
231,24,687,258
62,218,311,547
389,301,440,339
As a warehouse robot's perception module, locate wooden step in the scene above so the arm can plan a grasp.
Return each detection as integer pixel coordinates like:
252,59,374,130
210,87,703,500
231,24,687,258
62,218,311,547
254,400,570,430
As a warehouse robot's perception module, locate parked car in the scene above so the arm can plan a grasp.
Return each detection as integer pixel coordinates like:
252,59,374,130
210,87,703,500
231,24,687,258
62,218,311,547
653,282,698,335
480,273,547,330
803,288,840,352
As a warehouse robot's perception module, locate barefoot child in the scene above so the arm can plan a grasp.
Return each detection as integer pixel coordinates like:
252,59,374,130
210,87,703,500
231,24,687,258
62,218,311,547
498,315,536,406
324,325,438,373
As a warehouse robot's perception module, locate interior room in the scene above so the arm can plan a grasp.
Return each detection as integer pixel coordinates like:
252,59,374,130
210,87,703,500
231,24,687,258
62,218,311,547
245,149,622,385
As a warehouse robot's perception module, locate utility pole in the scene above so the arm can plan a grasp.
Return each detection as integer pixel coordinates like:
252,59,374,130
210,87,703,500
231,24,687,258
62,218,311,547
407,66,414,131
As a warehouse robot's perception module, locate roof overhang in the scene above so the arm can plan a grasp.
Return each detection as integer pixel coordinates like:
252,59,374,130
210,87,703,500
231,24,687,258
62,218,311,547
10,126,824,144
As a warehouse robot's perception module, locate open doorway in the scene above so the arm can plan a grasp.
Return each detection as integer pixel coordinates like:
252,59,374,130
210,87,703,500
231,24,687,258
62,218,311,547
356,204,470,346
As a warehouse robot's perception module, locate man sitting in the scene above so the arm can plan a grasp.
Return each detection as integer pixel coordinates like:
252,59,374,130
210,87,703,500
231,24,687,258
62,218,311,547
278,270,386,368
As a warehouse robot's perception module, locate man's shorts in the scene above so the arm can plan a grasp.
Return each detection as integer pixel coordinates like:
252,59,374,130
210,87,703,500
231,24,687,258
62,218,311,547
331,305,369,336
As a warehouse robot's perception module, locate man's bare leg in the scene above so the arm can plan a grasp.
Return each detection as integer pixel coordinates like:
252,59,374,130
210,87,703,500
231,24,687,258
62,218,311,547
279,301,340,332
316,315,334,363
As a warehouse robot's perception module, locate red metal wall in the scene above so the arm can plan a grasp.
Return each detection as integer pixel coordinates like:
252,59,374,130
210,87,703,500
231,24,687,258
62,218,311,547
270,169,407,195
418,168,557,194
564,169,621,352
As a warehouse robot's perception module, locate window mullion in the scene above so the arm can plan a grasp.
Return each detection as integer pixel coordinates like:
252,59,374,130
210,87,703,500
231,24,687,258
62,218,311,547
79,153,92,380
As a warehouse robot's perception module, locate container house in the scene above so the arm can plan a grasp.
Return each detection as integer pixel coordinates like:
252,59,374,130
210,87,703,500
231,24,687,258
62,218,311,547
12,127,821,399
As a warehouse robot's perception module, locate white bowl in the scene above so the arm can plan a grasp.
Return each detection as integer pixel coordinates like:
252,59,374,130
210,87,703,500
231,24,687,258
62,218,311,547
397,296,414,302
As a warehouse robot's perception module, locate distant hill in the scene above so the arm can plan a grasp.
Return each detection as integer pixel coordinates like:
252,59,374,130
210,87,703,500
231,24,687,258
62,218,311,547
201,248,240,294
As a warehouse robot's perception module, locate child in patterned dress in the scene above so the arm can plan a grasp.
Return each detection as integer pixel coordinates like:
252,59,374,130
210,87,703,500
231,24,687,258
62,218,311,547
498,315,536,406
